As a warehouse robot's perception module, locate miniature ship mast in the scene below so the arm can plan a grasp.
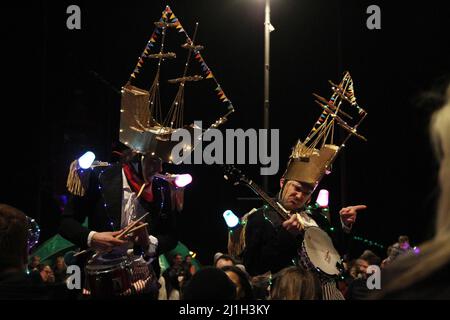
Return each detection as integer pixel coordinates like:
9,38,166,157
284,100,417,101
284,71,367,186
164,22,204,130
120,6,234,163
293,71,367,160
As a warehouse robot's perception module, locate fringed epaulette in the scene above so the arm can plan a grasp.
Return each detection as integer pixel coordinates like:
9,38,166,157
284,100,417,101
66,160,110,196
227,208,258,258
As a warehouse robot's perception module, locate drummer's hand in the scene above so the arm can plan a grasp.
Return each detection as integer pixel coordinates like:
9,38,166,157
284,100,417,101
127,222,150,249
282,213,304,236
339,205,367,227
91,231,127,251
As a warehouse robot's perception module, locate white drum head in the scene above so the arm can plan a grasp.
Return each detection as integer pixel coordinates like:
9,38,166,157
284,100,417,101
303,227,341,276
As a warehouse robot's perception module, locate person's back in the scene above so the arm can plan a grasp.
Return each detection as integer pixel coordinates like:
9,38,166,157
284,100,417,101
374,81,450,300
0,267,50,300
0,204,49,299
379,251,450,299
182,267,237,300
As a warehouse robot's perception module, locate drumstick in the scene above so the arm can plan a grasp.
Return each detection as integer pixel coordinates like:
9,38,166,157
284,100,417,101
74,213,150,257
74,248,92,257
116,212,150,239
118,223,149,239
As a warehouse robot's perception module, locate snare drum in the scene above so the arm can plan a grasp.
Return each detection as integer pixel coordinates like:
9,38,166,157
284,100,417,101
85,255,133,298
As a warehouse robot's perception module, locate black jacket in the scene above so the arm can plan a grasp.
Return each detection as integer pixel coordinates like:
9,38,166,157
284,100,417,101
0,270,49,300
242,206,352,276
59,164,178,256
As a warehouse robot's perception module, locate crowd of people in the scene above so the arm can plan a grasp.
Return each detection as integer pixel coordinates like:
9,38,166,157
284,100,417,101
1,81,449,300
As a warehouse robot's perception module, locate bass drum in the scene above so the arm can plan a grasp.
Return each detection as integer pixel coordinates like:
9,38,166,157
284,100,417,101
299,226,343,278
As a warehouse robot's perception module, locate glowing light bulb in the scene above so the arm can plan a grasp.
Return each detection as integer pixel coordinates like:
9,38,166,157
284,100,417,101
78,151,95,169
174,174,192,188
316,189,329,208
223,210,239,228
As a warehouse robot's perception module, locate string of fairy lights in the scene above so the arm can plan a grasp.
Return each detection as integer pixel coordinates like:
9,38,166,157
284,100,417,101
305,203,385,249
230,203,385,250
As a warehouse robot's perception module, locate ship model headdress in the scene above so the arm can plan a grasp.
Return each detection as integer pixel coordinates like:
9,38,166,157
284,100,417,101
120,6,235,164
283,71,368,193
228,72,367,259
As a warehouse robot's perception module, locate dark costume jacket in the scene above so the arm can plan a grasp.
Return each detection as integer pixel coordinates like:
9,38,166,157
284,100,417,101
242,205,352,276
59,163,178,258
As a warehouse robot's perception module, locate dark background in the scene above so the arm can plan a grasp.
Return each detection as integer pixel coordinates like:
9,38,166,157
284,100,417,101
1,0,448,265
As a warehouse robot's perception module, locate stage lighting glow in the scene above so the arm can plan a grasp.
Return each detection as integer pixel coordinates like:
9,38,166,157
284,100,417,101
316,189,329,208
78,151,95,169
223,210,239,228
175,174,192,188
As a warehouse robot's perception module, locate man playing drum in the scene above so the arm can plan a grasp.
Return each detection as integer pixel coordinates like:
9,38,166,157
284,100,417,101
59,151,180,299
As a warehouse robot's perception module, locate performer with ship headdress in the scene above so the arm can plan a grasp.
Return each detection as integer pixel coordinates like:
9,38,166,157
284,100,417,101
225,72,368,300
59,5,234,299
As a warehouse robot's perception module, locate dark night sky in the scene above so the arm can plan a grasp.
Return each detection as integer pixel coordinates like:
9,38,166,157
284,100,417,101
1,0,449,265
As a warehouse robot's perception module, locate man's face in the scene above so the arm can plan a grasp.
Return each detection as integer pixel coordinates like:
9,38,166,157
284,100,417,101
142,155,162,182
400,242,410,250
280,180,314,210
31,256,40,268
56,257,65,269
173,255,183,266
40,266,52,282
358,260,369,274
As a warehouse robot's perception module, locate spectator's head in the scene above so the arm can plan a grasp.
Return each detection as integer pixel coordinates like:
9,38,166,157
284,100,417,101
360,250,381,266
29,255,41,269
0,204,29,272
270,266,322,300
251,271,272,300
221,265,254,300
38,264,53,283
184,255,192,264
350,259,369,279
172,254,183,267
55,256,66,271
213,252,235,269
182,267,236,300
398,236,410,249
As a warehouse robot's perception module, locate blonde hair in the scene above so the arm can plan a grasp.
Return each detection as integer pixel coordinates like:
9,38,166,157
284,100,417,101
379,84,450,296
270,266,321,300
431,86,450,237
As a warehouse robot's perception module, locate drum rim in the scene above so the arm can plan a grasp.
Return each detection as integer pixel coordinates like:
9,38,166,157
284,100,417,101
86,261,132,274
302,226,343,277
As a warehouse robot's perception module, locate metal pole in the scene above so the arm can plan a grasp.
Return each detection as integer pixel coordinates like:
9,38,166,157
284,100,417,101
263,0,270,193
336,0,347,208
